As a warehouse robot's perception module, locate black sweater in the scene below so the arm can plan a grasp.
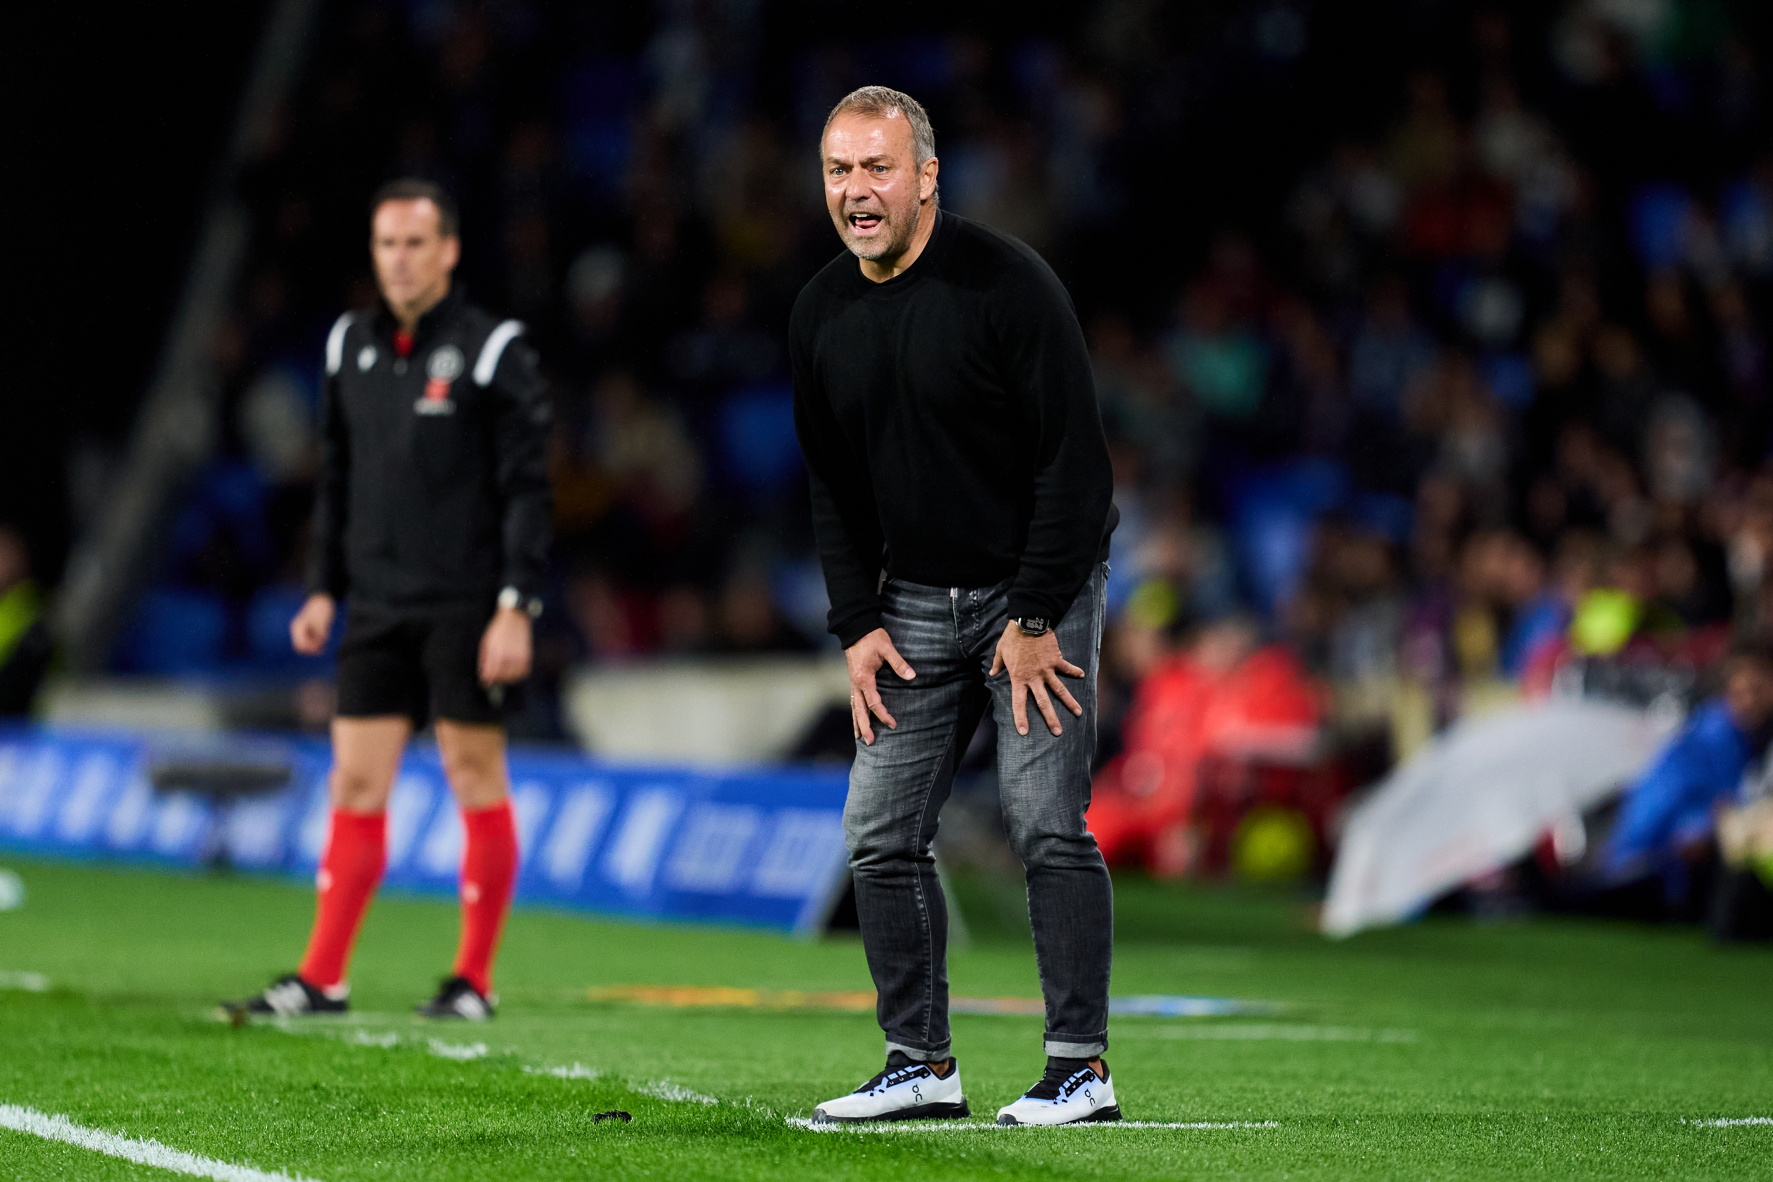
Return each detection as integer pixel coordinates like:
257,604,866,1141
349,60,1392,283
791,211,1117,647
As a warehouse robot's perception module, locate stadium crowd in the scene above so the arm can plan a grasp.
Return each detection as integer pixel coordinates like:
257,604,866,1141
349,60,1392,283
87,0,1773,795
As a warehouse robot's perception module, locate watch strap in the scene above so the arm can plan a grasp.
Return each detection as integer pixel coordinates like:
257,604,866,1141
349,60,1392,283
498,586,543,618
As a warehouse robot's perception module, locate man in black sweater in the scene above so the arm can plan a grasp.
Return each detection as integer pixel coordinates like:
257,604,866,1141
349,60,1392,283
794,87,1121,1126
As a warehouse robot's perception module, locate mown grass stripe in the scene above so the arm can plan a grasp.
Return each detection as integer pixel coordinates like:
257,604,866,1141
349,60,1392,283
0,1102,321,1181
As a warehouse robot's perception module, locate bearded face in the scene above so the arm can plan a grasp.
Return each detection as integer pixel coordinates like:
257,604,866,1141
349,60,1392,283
822,112,935,268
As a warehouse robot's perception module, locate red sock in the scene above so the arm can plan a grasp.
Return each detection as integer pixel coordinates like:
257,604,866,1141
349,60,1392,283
298,810,387,990
452,801,518,996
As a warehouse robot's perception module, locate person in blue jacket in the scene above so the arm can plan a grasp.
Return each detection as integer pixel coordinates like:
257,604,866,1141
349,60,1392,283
1604,642,1773,890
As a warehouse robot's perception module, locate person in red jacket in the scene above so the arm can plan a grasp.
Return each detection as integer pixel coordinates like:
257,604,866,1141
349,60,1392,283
1089,616,1322,877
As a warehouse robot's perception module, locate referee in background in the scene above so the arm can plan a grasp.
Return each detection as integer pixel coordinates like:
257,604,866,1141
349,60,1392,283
226,179,551,1021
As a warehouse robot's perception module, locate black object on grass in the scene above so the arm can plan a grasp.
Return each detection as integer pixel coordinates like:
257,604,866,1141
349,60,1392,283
593,1110,632,1123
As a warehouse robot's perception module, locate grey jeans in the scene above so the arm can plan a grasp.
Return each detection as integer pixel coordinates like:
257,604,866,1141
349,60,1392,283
843,563,1113,1061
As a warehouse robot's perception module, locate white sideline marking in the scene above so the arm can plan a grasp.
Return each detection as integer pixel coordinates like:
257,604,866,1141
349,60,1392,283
426,1039,488,1061
0,1103,321,1181
258,1022,723,1108
347,1030,399,1049
1686,1117,1773,1127
0,970,49,992
787,1117,1278,1133
638,1079,718,1105
1150,1024,1418,1043
524,1063,603,1081
523,1061,714,1104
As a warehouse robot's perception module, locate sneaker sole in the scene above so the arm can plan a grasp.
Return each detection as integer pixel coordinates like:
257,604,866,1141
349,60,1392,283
811,1100,971,1124
997,1104,1122,1127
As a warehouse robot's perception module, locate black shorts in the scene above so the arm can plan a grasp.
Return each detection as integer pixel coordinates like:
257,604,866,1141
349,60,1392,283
335,603,513,727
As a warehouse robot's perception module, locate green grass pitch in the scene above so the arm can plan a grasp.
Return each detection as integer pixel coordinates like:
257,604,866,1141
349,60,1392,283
0,856,1770,1180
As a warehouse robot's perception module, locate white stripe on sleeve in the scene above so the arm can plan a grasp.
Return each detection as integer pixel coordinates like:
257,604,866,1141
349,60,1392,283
473,320,525,386
324,313,354,377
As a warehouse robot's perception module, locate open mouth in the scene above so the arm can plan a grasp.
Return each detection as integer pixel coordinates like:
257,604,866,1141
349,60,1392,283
848,211,883,234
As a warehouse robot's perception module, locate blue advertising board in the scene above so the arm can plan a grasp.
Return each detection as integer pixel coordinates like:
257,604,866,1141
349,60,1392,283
0,727,852,934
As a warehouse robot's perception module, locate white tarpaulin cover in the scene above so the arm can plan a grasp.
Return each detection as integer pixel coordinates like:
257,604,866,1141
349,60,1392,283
1322,699,1680,937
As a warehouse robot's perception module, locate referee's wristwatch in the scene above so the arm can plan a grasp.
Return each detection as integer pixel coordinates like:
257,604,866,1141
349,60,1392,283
497,586,544,618
1012,616,1051,637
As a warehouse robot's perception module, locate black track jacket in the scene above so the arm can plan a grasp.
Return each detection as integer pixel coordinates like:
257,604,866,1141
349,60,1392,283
306,287,552,610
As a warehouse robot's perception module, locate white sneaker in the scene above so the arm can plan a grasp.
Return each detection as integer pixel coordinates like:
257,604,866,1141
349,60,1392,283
811,1055,970,1123
996,1060,1121,1126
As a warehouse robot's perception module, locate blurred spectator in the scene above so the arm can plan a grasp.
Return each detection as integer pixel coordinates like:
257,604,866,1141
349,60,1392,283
1602,642,1773,905
1501,532,1587,682
1094,314,1195,491
712,569,816,654
1166,278,1267,425
0,527,51,715
1348,276,1435,424
1088,615,1322,878
670,272,779,401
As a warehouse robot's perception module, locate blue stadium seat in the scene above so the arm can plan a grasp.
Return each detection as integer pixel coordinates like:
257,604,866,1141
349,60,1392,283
719,384,802,495
114,588,229,675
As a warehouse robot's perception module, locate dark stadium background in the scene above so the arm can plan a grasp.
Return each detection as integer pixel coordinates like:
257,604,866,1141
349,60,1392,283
11,1,1566,580
9,0,1773,790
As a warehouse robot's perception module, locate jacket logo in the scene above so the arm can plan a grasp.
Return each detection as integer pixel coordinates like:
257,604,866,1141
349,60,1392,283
417,345,463,415
357,345,377,371
427,346,464,381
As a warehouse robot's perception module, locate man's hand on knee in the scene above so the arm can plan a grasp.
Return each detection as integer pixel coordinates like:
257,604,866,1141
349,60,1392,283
846,627,916,746
991,622,1084,737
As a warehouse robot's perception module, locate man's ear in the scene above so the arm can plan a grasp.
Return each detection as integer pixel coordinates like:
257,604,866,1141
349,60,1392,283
920,157,939,203
442,235,462,271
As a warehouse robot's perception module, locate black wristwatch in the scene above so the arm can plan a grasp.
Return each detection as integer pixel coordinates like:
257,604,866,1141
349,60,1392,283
1013,616,1051,638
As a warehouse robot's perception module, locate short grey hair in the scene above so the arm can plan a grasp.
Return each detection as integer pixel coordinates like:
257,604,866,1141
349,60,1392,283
822,85,936,165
